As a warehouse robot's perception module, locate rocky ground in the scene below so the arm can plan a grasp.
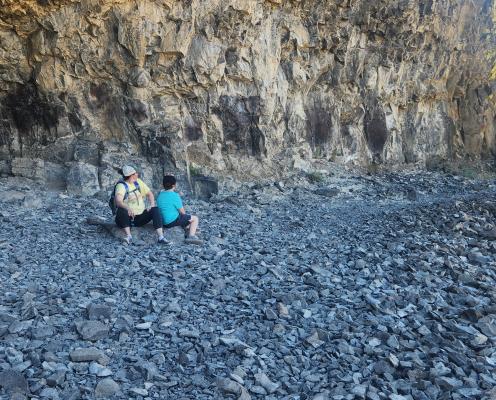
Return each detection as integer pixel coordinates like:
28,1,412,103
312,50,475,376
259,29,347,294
0,169,496,400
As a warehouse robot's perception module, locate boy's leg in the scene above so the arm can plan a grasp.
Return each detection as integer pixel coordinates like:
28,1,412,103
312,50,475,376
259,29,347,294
184,215,202,244
188,215,199,237
176,214,192,234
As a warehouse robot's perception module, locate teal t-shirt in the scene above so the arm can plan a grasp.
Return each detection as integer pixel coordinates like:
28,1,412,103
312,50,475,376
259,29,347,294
157,190,183,224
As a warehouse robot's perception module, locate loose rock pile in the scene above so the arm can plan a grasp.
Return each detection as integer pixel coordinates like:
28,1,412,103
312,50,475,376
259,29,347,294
0,171,495,400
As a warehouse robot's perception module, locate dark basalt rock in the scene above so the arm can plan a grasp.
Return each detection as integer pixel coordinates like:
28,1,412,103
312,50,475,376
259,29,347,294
192,176,219,200
0,370,29,394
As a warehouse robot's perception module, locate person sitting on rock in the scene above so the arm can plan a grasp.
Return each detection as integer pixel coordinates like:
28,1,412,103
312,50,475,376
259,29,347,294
157,175,202,244
114,165,169,245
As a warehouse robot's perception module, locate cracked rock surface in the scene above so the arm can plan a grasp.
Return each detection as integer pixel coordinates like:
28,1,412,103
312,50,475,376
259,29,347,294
0,1,495,188
1,169,496,399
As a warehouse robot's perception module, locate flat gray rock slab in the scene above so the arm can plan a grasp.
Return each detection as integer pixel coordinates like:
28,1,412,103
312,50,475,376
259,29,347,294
95,378,120,398
87,217,193,245
87,303,112,320
75,321,109,341
70,348,106,363
0,370,29,394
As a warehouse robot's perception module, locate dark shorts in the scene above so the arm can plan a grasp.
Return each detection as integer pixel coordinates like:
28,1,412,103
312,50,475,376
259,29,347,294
115,207,162,230
164,214,191,229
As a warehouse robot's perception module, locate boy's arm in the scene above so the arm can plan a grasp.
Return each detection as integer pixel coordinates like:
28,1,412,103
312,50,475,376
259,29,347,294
176,194,185,215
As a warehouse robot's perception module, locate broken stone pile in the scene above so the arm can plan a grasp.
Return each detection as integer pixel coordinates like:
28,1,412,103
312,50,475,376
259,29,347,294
0,169,495,400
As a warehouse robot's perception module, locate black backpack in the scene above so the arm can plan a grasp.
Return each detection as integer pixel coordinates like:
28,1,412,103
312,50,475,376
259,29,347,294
109,180,141,215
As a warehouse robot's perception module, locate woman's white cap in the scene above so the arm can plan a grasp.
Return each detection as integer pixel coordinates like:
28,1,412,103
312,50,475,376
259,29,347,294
122,165,137,177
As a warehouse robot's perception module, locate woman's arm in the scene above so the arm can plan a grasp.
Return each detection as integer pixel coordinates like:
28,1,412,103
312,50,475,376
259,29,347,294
116,193,135,218
146,191,156,208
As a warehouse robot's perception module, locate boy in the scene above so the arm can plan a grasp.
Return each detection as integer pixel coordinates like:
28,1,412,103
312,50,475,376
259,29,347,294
157,175,203,244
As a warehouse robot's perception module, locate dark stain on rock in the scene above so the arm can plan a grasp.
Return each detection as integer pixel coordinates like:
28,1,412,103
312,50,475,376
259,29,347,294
443,113,456,157
66,95,83,133
0,119,12,147
306,100,333,153
419,0,433,19
139,121,178,161
185,125,202,141
341,125,356,153
482,0,492,14
126,99,148,123
184,99,205,142
156,136,171,148
4,83,62,147
281,28,290,45
88,82,111,109
225,48,238,65
214,95,265,157
105,99,128,139
68,112,82,132
402,108,418,163
364,107,388,155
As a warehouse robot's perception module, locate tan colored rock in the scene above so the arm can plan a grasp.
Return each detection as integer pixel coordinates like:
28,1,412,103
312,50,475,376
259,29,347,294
0,0,493,186
185,35,225,84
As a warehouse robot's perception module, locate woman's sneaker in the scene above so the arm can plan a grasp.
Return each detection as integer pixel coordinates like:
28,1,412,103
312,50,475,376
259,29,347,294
158,237,170,245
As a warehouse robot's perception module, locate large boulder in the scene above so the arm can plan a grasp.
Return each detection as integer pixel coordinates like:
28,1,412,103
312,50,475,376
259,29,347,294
192,176,218,200
11,158,66,189
66,162,100,196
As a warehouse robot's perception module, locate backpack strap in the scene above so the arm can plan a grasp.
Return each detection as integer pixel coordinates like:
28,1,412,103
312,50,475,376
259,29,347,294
117,180,140,203
114,181,133,201
127,181,141,195
129,181,141,206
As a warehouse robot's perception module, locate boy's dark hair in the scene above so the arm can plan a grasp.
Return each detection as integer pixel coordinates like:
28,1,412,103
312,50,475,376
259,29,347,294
163,175,176,190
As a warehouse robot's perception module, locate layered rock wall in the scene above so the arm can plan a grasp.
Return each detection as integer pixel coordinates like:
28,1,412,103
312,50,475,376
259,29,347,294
0,0,494,190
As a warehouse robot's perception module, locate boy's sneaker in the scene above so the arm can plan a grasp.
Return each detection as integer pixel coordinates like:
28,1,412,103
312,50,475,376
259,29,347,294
184,235,203,245
183,227,201,238
158,237,170,245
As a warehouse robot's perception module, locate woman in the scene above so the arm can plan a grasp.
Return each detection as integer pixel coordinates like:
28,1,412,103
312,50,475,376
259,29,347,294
114,165,169,245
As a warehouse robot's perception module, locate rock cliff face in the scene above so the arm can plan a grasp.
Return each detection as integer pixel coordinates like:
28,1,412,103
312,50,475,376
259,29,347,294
0,0,494,190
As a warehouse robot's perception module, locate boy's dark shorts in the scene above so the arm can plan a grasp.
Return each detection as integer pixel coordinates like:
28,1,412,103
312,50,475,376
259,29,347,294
164,214,191,229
